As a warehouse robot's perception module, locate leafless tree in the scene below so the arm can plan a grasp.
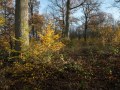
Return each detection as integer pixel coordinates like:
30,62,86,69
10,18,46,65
48,0,87,38
81,0,101,41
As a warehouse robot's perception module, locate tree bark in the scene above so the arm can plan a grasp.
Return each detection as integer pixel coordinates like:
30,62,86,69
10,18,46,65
84,16,88,42
15,0,29,53
30,0,35,38
65,0,70,38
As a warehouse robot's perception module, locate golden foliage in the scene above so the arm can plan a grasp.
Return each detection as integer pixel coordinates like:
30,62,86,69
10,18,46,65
28,24,64,59
40,25,64,51
0,16,5,26
98,27,120,45
112,29,120,43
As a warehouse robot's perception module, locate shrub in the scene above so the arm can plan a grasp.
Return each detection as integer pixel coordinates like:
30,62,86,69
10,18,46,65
23,24,64,62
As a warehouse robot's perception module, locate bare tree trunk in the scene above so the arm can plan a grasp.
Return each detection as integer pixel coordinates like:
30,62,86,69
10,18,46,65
62,13,65,37
84,17,88,42
30,0,35,38
65,0,70,38
15,0,29,53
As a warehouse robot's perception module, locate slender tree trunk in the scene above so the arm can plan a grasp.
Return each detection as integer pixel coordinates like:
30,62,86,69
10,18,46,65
62,13,65,37
15,0,29,53
30,3,35,38
65,0,70,38
32,25,35,37
84,17,88,42
36,30,38,40
4,0,7,32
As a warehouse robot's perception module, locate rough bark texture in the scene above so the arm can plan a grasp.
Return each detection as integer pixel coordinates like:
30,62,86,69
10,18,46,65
15,0,29,52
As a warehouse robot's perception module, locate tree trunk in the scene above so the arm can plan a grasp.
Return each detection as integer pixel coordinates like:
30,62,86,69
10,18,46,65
62,13,65,37
84,17,88,42
65,0,70,38
30,2,35,38
15,0,29,53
